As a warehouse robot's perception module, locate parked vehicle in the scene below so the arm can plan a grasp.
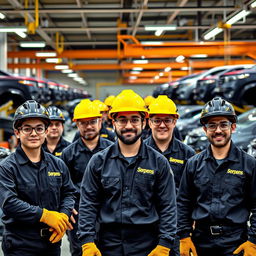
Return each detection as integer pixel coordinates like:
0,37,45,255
175,66,242,104
194,64,254,103
214,66,256,107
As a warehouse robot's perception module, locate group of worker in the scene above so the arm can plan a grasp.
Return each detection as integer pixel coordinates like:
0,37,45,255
0,89,255,256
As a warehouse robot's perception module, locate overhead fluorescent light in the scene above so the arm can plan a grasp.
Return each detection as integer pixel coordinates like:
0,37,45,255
133,60,148,64
61,69,73,73
159,72,164,76
203,27,223,40
132,67,143,71
68,73,78,78
129,76,137,80
130,71,141,74
190,54,208,58
36,52,57,57
141,41,164,45
0,27,27,32
226,10,251,25
176,55,185,63
251,1,256,8
141,55,145,59
0,13,6,19
15,31,27,38
20,41,46,48
145,25,177,31
181,67,190,70
55,65,69,70
45,58,60,63
164,67,171,72
154,75,160,80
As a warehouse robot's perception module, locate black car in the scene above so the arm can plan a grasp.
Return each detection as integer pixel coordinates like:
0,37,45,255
214,66,256,107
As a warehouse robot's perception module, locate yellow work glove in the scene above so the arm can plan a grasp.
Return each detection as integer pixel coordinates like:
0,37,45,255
233,240,256,256
82,243,102,256
49,228,65,244
180,237,198,256
147,245,170,256
40,209,70,234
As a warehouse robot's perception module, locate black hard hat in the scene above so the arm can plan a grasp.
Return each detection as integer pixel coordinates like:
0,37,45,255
47,106,65,122
200,97,237,125
13,100,50,129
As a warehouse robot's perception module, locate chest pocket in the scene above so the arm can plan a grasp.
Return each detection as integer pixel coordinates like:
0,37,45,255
101,177,120,195
224,173,245,186
194,176,211,199
18,183,37,203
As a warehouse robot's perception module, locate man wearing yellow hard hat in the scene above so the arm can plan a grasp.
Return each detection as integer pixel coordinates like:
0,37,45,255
61,99,113,256
145,95,195,256
78,90,177,256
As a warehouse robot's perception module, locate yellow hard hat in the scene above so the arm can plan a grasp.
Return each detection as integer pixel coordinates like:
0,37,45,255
144,95,155,106
109,89,148,118
148,95,179,118
104,95,115,107
93,99,109,112
73,99,102,121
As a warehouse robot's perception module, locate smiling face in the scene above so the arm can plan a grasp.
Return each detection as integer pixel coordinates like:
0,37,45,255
76,117,102,141
14,118,47,150
149,114,176,143
203,116,236,148
113,111,145,145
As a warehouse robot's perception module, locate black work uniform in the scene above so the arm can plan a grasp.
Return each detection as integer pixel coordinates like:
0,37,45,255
145,135,195,256
42,137,70,157
61,137,113,256
0,145,75,256
177,142,256,256
78,140,177,256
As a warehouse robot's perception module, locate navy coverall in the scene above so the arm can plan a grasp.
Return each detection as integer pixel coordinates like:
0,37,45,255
42,137,70,157
0,145,75,256
61,137,113,256
145,135,195,256
78,140,177,256
177,142,256,256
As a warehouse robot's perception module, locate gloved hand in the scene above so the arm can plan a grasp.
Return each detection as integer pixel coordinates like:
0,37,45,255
147,245,170,256
233,240,256,256
180,237,198,256
82,243,102,256
49,228,65,244
40,209,70,234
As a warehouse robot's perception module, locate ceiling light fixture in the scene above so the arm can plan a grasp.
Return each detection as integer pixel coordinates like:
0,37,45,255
132,67,143,71
20,41,46,48
203,27,223,40
164,67,171,72
159,72,164,76
226,10,251,25
251,0,256,8
141,41,164,45
0,13,6,19
190,54,208,58
133,60,148,64
176,55,185,63
55,65,69,70
36,52,57,57
0,27,27,38
130,71,141,74
68,73,78,78
45,58,60,63
61,69,73,73
129,76,137,80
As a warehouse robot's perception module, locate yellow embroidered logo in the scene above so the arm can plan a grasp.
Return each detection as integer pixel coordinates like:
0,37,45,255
227,169,244,175
169,157,184,164
100,134,108,138
55,152,62,156
137,167,154,175
48,171,61,177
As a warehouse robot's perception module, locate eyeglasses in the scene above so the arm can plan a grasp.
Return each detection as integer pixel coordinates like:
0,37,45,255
204,121,232,132
78,119,98,126
18,125,46,135
114,117,142,126
150,118,174,126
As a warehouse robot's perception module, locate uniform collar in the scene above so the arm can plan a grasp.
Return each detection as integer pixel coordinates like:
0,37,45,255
204,141,240,162
147,135,178,153
16,144,46,166
77,136,105,152
110,139,147,160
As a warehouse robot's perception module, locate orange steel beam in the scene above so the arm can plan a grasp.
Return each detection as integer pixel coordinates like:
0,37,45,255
7,41,256,59
8,59,254,71
123,78,172,84
123,71,189,77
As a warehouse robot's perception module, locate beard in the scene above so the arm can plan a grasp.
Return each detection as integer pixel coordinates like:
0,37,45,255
81,129,99,141
116,128,142,145
208,131,231,148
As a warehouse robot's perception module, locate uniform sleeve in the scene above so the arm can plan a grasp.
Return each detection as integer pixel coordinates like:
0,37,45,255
177,160,196,238
248,160,256,244
155,159,177,248
58,160,76,217
0,165,42,223
78,155,102,244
